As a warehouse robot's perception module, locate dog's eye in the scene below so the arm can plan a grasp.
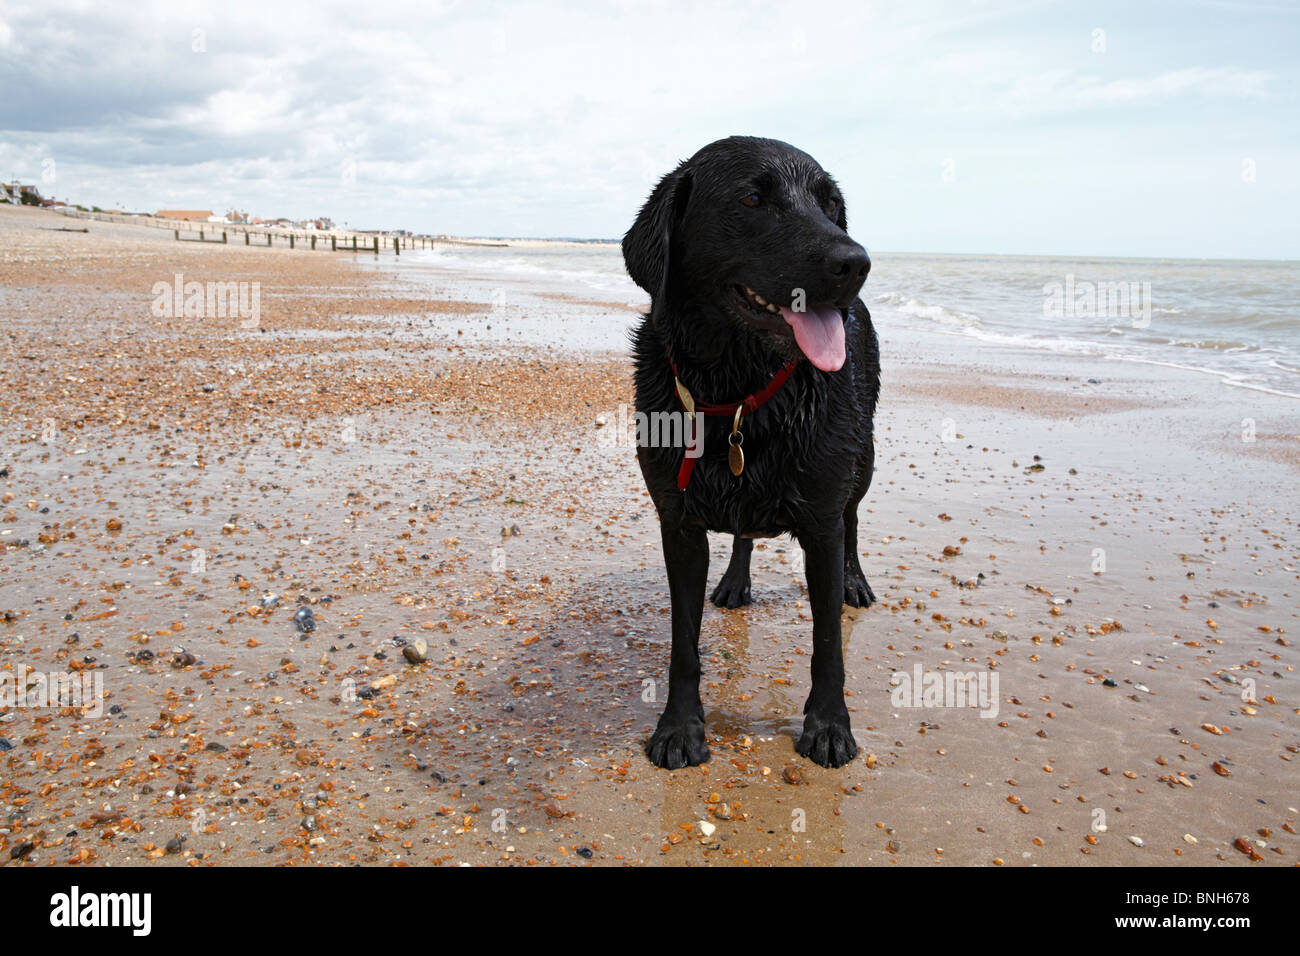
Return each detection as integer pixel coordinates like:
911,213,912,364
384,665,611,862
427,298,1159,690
741,193,761,208
825,198,839,217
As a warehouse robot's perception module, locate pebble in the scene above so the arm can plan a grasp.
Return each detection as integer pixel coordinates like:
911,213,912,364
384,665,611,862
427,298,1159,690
293,606,316,633
1128,836,1145,847
403,639,429,664
0,738,12,752
1233,836,1264,861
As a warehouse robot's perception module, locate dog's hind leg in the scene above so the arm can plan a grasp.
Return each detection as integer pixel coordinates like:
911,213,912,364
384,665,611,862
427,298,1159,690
710,535,753,608
645,519,712,769
843,445,877,608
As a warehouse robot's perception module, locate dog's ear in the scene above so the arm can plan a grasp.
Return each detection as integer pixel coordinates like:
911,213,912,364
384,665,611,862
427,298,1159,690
622,164,693,299
831,178,848,232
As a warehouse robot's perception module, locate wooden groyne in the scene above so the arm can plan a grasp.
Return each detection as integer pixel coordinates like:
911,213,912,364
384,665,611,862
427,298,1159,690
54,208,505,255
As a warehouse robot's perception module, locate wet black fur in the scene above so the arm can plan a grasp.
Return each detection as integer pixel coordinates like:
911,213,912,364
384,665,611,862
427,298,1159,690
623,136,880,769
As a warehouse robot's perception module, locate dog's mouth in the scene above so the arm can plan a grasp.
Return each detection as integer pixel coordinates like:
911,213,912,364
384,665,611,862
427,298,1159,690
732,284,847,373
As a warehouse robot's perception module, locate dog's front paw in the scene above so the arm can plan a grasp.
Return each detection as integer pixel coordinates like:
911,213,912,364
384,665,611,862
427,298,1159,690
796,709,858,768
710,572,752,609
645,715,710,769
843,568,876,608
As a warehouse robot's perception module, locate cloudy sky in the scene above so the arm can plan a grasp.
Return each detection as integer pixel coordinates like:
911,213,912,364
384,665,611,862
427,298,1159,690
2,0,1296,258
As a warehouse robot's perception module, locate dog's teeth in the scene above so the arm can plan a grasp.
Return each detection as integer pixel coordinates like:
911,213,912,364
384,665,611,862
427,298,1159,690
766,303,779,314
753,292,767,305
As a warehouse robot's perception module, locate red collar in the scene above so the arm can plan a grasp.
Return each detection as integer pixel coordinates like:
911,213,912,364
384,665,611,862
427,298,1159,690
666,349,799,490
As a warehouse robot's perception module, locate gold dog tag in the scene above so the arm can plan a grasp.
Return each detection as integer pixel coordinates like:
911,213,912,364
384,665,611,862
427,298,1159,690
674,378,694,415
728,441,744,476
728,406,745,476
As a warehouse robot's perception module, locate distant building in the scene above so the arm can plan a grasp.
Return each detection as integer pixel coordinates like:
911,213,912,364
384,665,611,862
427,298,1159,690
226,209,250,224
2,183,43,205
156,209,215,222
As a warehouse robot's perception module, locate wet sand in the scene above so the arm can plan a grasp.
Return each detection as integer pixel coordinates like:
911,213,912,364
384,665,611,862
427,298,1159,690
1,203,1296,867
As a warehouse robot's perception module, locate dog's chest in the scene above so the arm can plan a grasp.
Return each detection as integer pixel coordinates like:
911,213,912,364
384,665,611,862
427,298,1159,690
675,406,858,535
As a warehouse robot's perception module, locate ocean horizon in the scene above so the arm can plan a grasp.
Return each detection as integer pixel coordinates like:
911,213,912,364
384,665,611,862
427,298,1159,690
383,242,1300,400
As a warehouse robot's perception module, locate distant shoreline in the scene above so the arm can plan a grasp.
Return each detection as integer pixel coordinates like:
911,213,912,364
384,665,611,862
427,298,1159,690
23,206,1299,262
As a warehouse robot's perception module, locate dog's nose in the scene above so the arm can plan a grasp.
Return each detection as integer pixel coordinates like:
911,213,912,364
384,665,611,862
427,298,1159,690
825,243,870,285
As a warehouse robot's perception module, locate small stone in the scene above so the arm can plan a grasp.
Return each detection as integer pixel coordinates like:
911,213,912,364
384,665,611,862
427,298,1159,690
781,766,802,785
0,737,12,752
105,517,122,531
164,836,185,855
403,639,428,664
1128,836,1145,847
576,846,593,859
1233,836,1264,861
1183,834,1198,844
293,606,316,633
699,820,716,837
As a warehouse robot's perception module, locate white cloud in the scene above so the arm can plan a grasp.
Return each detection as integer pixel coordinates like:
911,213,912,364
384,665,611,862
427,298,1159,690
1,0,1295,256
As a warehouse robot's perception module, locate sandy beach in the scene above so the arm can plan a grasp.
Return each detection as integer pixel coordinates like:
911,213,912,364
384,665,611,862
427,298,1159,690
0,203,1295,867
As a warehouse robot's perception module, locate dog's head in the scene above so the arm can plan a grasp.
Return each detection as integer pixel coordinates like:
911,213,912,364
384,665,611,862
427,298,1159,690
623,136,869,372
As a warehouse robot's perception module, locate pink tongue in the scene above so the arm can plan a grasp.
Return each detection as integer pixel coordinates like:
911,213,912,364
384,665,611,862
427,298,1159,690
778,305,845,371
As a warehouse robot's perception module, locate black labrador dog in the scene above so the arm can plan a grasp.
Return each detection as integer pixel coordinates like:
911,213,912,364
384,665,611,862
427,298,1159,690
623,136,879,769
